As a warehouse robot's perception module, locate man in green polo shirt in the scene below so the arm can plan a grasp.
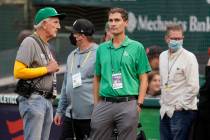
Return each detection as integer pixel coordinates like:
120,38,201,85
90,7,151,140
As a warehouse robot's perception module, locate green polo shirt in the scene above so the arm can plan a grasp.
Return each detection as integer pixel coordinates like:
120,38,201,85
95,36,151,97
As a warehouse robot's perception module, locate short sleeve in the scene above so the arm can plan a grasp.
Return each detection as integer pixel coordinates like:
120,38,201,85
136,44,151,74
16,37,36,67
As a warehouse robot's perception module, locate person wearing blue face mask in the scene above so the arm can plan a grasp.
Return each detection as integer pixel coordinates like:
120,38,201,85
168,39,183,52
159,24,199,140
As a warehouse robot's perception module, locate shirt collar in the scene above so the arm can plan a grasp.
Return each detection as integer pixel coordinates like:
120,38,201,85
107,36,131,49
168,47,183,59
75,43,97,54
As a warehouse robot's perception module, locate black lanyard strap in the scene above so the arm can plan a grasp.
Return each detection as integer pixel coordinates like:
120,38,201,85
110,46,126,73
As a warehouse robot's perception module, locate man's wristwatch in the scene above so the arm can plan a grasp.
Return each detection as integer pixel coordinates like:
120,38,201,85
137,103,143,108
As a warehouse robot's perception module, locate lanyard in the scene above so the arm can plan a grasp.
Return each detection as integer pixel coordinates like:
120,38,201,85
70,51,92,73
166,50,183,85
110,46,125,73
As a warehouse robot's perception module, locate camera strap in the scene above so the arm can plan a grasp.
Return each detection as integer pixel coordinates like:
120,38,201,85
30,34,58,96
30,34,50,61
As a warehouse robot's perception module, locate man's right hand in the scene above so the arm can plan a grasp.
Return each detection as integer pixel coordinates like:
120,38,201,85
54,114,62,126
47,59,59,73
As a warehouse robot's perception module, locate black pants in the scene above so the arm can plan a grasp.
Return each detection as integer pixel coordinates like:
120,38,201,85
194,110,210,140
59,116,91,140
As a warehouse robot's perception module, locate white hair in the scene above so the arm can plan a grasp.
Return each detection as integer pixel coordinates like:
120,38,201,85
33,18,51,30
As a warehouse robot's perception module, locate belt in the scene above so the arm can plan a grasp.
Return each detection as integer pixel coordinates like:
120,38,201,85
101,96,137,103
34,89,54,99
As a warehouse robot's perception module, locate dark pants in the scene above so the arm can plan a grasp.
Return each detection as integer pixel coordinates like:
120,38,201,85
160,110,197,140
194,109,210,140
59,116,91,140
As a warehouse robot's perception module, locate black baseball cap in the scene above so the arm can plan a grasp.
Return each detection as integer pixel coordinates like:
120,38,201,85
66,18,95,36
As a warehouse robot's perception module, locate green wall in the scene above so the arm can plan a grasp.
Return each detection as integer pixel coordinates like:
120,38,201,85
140,108,160,140
0,4,25,50
0,4,25,77
33,0,210,52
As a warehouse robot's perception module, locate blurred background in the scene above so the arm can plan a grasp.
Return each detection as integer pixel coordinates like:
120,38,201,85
1,0,210,86
0,0,210,139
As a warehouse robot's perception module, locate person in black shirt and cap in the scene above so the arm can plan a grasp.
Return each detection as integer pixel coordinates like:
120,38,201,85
54,18,98,140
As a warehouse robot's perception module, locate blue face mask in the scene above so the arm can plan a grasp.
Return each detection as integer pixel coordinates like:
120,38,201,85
168,40,183,52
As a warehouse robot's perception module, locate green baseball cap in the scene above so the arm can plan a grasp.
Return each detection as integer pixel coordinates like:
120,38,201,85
34,7,66,25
